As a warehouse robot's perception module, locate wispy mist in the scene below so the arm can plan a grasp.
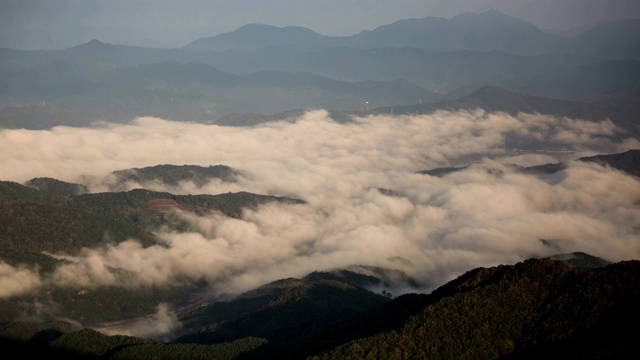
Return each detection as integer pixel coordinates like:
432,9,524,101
94,303,182,340
0,262,42,298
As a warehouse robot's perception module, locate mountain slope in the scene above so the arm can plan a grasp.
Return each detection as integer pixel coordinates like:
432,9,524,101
183,10,638,60
0,322,267,360
0,59,440,128
414,9,567,55
578,149,640,177
24,177,88,196
2,254,636,359
116,67,434,118
312,257,640,359
375,85,597,115
347,16,449,49
571,19,640,60
374,85,640,137
0,182,303,259
107,164,242,190
174,278,390,356
0,178,304,324
517,149,640,178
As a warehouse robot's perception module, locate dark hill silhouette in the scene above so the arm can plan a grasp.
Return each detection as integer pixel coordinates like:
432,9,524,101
418,149,640,178
313,257,640,359
4,254,636,359
516,149,640,178
24,177,88,196
578,149,640,177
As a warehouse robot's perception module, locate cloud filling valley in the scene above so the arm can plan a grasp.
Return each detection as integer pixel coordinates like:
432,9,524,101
1,109,639,310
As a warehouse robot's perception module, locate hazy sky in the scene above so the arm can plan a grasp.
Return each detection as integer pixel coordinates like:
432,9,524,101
1,0,639,50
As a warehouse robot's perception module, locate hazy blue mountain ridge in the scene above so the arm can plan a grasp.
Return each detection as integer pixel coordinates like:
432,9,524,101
3,9,639,129
184,24,338,51
184,9,571,56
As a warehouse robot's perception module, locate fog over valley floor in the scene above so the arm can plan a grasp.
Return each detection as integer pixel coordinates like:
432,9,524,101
1,110,638,341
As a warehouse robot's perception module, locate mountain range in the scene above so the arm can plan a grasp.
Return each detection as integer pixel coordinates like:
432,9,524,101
1,9,639,128
184,9,640,59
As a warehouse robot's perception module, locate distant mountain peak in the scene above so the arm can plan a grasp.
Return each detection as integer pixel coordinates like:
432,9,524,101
451,8,509,20
451,7,530,24
82,39,108,47
184,23,327,51
483,8,506,16
282,25,322,33
222,23,323,37
547,252,612,269
65,38,111,50
234,23,280,32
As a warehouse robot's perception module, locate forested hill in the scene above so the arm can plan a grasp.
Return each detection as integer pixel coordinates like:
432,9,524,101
0,180,305,325
0,184,303,260
311,257,640,360
1,255,638,359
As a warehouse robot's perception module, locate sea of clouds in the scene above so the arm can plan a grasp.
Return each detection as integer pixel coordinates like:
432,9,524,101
1,109,639,336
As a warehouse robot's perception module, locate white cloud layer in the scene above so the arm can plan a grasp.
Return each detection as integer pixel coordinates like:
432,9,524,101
1,110,639,303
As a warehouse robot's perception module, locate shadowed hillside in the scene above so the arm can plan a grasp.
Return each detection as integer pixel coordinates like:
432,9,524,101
2,255,637,359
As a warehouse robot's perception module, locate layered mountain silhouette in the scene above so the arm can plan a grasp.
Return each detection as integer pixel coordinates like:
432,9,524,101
220,85,639,137
373,85,640,137
2,9,639,129
0,59,439,127
571,19,640,59
184,10,639,60
185,10,569,56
